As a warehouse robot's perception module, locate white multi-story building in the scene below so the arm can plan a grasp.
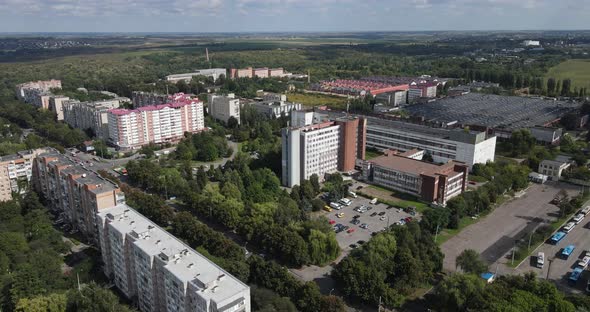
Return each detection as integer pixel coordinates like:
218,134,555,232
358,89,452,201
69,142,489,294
108,97,204,150
97,204,251,312
364,117,496,168
208,94,240,125
523,40,541,46
15,79,62,103
166,69,227,83
281,113,366,187
249,101,301,118
63,98,125,140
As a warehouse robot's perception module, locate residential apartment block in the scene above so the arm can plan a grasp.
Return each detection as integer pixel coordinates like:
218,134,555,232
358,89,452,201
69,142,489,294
49,95,70,121
166,68,227,83
364,117,496,168
0,148,48,201
363,149,468,205
15,79,62,103
229,67,286,79
63,98,125,140
281,112,366,187
97,205,251,312
108,97,205,150
208,94,240,125
132,92,194,108
32,149,125,242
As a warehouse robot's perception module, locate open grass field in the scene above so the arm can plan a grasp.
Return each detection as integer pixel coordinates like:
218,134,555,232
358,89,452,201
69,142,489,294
287,92,348,109
545,59,590,90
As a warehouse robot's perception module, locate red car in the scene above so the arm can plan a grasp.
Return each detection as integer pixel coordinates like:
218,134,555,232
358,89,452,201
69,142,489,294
329,220,336,225
347,228,355,233
404,217,413,223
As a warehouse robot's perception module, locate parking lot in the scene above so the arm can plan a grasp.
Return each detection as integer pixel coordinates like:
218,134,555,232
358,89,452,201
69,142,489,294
440,181,580,273
516,204,590,294
321,195,417,252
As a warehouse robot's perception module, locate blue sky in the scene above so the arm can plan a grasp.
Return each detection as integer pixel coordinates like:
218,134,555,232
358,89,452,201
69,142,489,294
0,0,588,32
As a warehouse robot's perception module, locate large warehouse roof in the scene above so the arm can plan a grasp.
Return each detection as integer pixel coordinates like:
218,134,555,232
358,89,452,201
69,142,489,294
404,93,579,130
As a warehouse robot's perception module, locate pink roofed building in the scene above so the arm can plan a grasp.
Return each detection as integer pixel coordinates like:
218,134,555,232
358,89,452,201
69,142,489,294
107,95,204,150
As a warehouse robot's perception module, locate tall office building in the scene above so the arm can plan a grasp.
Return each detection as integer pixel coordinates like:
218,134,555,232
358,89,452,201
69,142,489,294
281,113,366,187
108,97,204,150
97,205,251,312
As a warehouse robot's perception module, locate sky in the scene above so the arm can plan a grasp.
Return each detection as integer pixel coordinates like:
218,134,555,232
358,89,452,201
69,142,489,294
0,0,589,33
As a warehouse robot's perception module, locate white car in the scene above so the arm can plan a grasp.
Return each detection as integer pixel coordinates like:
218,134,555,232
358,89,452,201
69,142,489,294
329,202,342,210
579,256,590,269
563,221,576,233
573,213,585,224
339,198,352,206
582,206,590,216
537,252,545,268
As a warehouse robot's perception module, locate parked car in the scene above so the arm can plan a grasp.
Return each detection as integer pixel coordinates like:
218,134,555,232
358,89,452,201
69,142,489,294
579,256,590,269
351,219,361,225
357,240,366,245
353,214,360,219
573,213,585,224
347,228,355,233
336,212,345,218
360,223,369,229
536,252,545,268
380,216,386,221
329,219,336,224
378,212,386,216
349,244,358,249
370,212,378,217
404,217,413,223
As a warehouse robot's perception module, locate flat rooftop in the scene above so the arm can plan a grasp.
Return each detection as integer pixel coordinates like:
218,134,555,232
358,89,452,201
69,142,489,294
98,204,249,304
404,93,580,130
371,152,462,178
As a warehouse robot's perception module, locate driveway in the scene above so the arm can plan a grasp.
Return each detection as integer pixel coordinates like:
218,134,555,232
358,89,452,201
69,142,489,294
440,182,580,274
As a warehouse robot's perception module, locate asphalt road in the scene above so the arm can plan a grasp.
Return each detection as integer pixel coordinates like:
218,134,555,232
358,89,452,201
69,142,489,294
515,206,590,294
440,182,580,274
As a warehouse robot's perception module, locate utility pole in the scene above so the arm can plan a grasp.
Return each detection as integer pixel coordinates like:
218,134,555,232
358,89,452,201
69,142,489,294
511,240,517,265
77,272,81,292
378,296,382,312
546,258,553,279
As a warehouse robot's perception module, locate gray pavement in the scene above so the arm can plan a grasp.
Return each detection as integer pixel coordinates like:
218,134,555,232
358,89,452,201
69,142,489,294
440,182,580,274
515,204,590,294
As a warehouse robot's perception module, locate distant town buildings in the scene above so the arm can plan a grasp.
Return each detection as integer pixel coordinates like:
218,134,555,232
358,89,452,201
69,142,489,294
362,149,468,205
108,95,204,150
208,93,241,125
15,79,62,103
0,148,48,202
165,68,227,83
523,40,541,47
63,98,127,140
281,111,366,187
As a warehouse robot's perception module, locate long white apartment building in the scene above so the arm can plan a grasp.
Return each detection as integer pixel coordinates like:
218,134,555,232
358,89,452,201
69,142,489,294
365,117,496,168
97,204,250,312
33,149,125,242
63,98,126,140
208,94,240,125
108,97,204,150
166,68,227,83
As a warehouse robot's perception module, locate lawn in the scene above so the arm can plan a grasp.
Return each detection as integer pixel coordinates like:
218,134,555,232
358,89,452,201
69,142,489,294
545,59,590,91
287,92,348,109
